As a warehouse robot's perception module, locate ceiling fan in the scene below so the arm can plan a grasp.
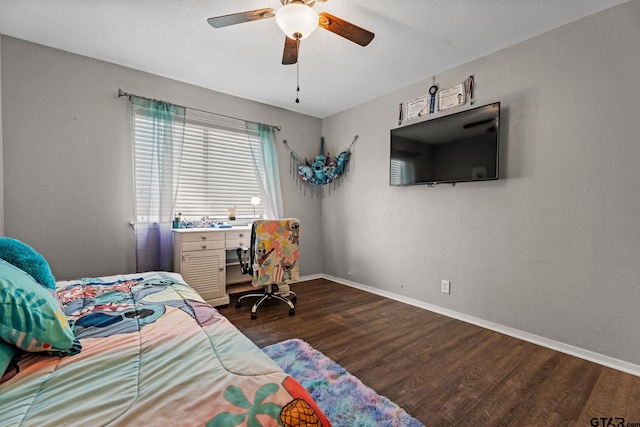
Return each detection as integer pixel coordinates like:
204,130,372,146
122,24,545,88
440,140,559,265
207,0,375,65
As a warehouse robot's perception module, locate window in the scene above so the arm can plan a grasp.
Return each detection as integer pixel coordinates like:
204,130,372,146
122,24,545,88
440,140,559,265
133,110,264,223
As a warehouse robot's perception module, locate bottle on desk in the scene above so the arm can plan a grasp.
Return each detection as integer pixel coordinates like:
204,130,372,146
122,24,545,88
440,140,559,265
173,213,182,229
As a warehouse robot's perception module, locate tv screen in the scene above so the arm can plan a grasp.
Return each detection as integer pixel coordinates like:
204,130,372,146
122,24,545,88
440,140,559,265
390,102,500,186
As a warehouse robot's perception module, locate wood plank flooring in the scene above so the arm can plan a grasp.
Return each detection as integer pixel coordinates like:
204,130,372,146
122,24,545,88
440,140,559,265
217,278,640,427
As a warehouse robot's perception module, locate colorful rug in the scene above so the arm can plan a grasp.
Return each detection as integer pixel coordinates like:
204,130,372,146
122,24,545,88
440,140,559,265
262,338,424,427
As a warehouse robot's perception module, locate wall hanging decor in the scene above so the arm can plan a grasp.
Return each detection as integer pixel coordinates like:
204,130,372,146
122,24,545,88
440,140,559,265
399,75,477,124
401,76,439,123
466,74,475,105
438,80,466,111
283,135,358,197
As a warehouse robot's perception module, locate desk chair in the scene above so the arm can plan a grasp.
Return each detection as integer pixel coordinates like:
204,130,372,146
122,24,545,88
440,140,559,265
235,219,299,319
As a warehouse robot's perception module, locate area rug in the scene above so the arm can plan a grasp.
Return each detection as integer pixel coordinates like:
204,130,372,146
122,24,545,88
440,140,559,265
262,338,424,427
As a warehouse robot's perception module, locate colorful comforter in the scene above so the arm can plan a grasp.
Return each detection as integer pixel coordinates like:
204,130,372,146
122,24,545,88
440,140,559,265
0,272,329,426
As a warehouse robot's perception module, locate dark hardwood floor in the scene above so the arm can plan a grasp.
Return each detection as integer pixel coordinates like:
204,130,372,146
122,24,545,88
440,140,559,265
217,278,640,427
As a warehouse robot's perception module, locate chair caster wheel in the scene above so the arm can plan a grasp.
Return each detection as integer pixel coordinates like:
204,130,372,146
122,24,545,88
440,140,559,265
291,296,297,304
289,308,295,316
251,313,257,320
235,301,241,308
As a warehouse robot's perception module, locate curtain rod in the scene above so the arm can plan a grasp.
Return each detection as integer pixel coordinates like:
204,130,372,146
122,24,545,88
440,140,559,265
117,88,281,131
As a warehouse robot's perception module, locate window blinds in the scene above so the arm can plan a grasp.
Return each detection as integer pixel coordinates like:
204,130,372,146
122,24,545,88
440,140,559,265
134,111,264,222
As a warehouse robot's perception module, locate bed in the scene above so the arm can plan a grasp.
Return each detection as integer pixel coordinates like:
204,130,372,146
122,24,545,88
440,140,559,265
0,270,330,427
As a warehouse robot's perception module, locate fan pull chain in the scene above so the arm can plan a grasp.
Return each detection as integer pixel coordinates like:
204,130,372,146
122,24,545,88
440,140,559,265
295,38,301,104
296,61,300,103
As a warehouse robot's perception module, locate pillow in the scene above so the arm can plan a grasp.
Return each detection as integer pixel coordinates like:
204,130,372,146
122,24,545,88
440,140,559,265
0,339,16,377
0,259,81,356
0,237,56,291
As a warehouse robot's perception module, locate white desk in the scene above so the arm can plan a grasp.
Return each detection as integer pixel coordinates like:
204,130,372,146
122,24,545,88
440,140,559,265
172,226,252,307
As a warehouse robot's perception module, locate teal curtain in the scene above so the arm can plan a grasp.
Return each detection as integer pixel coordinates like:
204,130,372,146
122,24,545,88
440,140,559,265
247,123,284,219
130,96,185,272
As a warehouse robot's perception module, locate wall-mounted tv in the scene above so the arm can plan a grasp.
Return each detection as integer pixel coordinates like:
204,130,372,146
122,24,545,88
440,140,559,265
390,102,500,186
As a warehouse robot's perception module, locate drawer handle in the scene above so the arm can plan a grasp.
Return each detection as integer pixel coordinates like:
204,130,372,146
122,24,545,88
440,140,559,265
201,245,207,249
239,233,244,238
201,236,207,240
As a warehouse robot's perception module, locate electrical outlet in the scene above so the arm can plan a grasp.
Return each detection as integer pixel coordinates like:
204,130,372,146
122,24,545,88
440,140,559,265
441,280,451,294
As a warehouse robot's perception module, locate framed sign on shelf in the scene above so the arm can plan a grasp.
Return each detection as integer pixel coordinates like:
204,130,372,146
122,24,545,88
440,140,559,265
405,94,430,121
438,81,466,111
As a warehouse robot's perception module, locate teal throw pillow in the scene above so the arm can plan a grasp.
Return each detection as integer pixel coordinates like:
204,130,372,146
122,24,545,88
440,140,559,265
0,259,81,356
0,237,56,291
0,339,16,377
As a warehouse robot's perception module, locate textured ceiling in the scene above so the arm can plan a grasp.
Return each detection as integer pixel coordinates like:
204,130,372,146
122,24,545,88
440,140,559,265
0,0,631,118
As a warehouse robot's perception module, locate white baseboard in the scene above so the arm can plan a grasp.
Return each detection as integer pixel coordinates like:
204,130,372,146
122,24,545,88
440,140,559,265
298,273,324,282
320,274,640,378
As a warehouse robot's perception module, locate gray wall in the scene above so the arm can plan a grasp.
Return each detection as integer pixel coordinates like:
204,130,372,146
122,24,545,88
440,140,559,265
322,1,640,366
1,37,323,280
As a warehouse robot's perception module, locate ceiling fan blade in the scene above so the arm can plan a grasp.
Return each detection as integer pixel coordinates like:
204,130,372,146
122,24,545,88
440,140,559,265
318,12,375,46
282,36,299,65
207,8,275,28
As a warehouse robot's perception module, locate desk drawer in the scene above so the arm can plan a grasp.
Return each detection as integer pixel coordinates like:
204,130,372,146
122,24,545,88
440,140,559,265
226,230,250,241
182,232,225,243
226,239,250,249
183,240,225,252
226,230,251,249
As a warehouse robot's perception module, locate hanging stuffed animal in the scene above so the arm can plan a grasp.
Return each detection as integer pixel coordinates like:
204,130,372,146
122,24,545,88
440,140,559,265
311,158,325,184
284,135,358,196
291,136,356,186
335,150,351,177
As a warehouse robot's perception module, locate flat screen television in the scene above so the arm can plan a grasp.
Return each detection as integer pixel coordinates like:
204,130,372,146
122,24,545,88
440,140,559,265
389,102,500,186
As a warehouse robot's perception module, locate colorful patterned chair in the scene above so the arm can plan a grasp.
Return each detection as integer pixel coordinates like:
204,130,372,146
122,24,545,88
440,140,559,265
235,218,299,319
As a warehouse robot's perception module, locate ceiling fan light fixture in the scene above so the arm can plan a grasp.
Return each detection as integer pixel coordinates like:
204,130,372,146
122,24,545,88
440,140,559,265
275,3,318,40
